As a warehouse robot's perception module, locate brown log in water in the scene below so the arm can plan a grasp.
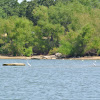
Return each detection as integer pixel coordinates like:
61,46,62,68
3,63,25,66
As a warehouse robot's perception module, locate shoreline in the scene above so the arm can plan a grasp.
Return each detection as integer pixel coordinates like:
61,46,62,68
0,55,100,60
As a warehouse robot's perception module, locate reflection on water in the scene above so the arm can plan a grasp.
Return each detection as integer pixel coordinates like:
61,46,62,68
0,59,100,100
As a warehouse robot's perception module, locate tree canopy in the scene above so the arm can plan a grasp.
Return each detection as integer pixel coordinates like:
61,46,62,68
0,0,100,57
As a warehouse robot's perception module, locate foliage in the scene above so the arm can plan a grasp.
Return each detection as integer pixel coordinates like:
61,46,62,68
24,46,33,57
49,47,59,55
0,8,7,18
0,16,34,56
32,5,65,54
59,31,78,56
0,0,20,17
0,0,100,56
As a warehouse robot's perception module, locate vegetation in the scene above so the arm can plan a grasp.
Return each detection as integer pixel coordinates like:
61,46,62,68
0,0,100,57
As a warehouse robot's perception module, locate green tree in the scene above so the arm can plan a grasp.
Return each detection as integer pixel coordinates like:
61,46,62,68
26,0,38,23
37,0,56,7
59,30,78,57
58,1,100,57
0,16,34,56
0,8,7,18
0,0,20,17
33,6,64,54
19,0,28,17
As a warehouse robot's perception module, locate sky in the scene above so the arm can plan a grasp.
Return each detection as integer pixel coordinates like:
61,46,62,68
18,0,31,3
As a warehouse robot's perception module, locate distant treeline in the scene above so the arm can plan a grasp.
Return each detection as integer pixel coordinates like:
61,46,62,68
0,0,100,57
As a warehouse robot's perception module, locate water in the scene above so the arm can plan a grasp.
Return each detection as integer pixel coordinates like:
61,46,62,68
0,59,100,100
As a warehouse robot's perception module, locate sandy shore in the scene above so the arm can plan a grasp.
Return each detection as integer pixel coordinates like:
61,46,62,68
0,56,31,59
70,56,100,60
0,55,100,60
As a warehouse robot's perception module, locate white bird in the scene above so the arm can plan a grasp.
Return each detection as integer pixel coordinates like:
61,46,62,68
93,60,97,66
93,63,96,66
27,60,31,66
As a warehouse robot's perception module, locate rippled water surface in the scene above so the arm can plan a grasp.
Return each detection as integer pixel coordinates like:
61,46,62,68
0,59,100,100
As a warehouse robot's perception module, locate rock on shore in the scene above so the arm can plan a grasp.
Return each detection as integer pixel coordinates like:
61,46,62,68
31,53,63,59
31,55,57,59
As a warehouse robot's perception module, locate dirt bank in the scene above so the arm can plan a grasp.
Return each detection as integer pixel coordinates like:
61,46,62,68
0,55,100,60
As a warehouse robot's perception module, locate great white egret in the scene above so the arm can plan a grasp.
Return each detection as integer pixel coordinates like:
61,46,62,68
26,59,31,66
93,63,96,66
93,61,96,66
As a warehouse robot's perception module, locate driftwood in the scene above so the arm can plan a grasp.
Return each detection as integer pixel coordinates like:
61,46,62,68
3,63,25,66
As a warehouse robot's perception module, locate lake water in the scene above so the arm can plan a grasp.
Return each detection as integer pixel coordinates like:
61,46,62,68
0,59,100,100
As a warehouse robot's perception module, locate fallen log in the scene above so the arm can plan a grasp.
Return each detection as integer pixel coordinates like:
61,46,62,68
3,63,25,66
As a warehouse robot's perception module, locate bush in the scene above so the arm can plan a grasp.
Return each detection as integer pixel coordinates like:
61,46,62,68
24,47,33,57
59,41,72,56
49,47,59,55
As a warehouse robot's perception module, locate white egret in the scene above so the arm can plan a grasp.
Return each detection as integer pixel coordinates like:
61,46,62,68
26,58,31,66
93,61,96,66
93,63,96,66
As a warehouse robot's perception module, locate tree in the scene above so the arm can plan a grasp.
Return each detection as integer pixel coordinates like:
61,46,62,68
32,6,64,54
0,8,7,18
19,0,28,17
0,16,34,56
58,1,100,57
0,0,20,17
34,0,56,7
78,0,100,8
26,0,38,24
